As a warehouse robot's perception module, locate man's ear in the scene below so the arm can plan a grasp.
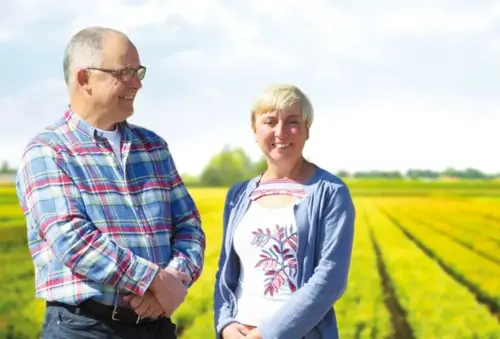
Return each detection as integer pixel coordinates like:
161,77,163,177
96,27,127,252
76,69,92,92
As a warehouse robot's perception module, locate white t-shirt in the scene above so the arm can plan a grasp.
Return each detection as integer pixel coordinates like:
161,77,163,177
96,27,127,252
232,178,307,326
97,126,122,166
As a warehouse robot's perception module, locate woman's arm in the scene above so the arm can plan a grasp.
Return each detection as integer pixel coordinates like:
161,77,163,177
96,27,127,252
257,185,356,339
213,182,247,338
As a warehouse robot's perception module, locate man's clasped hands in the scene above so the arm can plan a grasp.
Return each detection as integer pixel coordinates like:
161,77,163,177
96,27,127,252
123,267,190,319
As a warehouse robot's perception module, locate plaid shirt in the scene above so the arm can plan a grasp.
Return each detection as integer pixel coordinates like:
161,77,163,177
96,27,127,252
16,110,205,306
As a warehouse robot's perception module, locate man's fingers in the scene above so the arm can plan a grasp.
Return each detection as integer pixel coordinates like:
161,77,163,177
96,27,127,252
173,270,191,283
180,273,192,283
149,300,162,317
135,299,151,315
165,267,192,283
128,296,144,309
151,303,164,317
150,308,163,318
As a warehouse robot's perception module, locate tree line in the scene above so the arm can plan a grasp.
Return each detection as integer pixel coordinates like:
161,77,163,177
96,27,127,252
1,148,498,183
180,146,500,187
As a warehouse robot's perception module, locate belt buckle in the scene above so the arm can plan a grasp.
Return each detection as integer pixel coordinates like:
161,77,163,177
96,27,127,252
136,315,143,324
111,304,121,321
111,304,146,325
112,303,143,324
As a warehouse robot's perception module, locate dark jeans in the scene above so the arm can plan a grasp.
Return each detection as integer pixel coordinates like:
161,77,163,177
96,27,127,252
41,304,177,339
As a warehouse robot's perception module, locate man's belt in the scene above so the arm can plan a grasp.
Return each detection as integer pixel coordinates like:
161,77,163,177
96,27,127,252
46,299,162,325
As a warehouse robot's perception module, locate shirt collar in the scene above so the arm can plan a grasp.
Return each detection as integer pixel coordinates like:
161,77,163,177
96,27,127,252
245,165,323,197
64,109,130,143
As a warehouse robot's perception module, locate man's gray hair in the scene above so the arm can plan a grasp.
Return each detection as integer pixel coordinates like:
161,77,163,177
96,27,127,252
62,26,126,88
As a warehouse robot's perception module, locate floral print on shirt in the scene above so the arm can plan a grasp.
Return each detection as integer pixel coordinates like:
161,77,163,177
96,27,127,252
251,224,298,296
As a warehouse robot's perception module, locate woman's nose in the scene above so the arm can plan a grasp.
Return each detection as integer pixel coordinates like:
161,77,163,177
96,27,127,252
274,122,287,137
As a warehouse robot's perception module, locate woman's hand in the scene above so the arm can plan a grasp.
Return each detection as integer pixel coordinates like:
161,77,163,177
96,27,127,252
123,291,164,318
246,329,263,339
221,323,250,338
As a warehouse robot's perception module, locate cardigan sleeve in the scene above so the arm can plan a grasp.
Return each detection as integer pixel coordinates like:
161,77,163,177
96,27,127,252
213,181,248,337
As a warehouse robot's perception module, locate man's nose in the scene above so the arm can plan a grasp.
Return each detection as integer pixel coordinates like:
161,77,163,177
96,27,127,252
128,76,142,89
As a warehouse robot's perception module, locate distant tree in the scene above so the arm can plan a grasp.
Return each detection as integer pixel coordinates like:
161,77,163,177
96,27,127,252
200,146,256,186
406,169,440,179
441,167,487,179
0,160,12,173
353,170,402,178
461,168,487,179
253,156,267,174
181,173,201,187
336,170,350,178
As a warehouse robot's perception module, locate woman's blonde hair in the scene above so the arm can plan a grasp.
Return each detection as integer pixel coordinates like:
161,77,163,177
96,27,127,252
250,84,314,130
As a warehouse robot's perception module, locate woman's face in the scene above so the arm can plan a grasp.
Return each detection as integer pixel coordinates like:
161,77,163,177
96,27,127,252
253,102,309,165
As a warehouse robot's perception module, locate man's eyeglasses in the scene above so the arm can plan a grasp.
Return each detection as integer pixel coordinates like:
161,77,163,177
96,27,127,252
86,65,146,81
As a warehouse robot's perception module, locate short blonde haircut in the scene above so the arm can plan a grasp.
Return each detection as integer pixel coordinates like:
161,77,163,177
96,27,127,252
250,84,314,130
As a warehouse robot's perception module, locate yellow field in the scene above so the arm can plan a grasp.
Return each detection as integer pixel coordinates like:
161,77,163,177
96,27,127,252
0,185,499,338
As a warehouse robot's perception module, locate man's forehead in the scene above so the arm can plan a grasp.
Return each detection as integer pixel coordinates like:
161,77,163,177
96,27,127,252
101,40,140,66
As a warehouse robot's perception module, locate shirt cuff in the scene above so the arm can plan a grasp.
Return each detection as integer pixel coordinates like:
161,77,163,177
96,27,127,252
167,257,194,287
120,256,160,296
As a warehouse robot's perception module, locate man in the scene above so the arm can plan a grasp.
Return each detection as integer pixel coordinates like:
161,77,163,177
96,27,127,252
15,26,205,339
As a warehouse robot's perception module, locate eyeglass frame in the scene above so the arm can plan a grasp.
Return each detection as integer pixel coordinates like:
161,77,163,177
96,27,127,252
86,65,147,81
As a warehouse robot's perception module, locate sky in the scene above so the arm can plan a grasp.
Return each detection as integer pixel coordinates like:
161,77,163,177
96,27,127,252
1,0,499,175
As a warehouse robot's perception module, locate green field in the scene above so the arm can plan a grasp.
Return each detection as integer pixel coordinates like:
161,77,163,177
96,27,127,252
1,180,500,338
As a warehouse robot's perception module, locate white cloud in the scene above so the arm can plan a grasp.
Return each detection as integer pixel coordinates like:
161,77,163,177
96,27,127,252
377,9,488,36
488,38,500,52
0,0,498,174
492,1,500,17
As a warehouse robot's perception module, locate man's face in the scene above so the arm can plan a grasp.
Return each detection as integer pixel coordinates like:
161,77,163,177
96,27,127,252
83,33,144,125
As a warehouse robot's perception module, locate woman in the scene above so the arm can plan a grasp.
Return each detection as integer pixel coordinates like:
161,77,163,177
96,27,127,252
213,84,355,339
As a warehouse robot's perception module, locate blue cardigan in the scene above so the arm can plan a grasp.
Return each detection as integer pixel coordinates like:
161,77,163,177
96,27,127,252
213,166,356,339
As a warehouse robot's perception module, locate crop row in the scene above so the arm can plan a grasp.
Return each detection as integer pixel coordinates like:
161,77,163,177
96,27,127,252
386,204,500,265
364,201,500,338
334,200,391,339
377,202,500,314
0,203,22,214
412,197,500,224
415,204,500,242
376,197,500,245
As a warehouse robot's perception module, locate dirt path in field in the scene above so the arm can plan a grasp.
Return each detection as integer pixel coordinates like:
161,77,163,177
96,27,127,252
366,215,414,339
